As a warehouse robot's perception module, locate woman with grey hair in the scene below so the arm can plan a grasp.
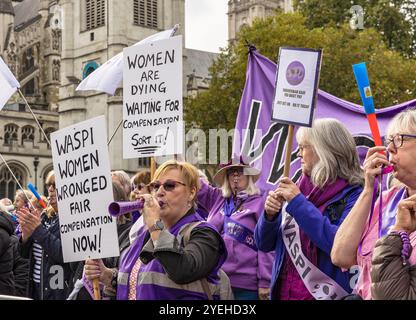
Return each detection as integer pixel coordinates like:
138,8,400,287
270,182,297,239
111,170,131,197
255,118,363,300
332,108,416,300
197,156,274,300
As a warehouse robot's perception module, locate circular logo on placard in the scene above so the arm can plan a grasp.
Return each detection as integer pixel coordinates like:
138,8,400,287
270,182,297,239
286,61,305,86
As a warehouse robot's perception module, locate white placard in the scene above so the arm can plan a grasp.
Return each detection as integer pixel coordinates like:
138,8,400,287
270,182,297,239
123,36,183,159
272,47,322,127
51,116,119,263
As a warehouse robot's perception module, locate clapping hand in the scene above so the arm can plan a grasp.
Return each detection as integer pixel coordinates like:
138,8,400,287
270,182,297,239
15,207,41,242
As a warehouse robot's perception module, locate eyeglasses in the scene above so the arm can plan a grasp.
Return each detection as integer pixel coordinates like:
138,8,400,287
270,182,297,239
227,167,244,177
46,183,56,190
384,134,416,150
148,180,186,193
132,183,148,191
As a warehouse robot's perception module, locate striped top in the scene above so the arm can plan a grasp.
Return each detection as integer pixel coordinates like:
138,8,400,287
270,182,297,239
32,241,43,283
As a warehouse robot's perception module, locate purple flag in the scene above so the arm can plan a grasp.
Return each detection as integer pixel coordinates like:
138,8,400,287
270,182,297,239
233,48,416,192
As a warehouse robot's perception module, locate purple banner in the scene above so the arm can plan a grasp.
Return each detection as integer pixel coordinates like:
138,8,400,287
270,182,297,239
233,48,416,192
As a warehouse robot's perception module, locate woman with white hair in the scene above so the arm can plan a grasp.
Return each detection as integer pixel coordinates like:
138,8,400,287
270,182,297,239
198,157,274,300
332,108,416,300
255,118,364,300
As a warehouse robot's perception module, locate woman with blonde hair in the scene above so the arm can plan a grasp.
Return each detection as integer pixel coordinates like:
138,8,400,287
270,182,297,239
85,160,228,300
198,156,273,300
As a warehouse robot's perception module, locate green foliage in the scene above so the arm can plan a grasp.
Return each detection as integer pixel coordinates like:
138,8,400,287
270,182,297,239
293,0,416,56
184,12,416,134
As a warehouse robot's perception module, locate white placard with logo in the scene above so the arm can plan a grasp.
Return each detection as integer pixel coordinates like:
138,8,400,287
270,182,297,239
123,36,183,159
51,116,119,263
272,47,322,127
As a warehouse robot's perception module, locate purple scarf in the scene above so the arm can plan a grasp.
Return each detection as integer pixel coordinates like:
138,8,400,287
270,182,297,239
296,174,349,265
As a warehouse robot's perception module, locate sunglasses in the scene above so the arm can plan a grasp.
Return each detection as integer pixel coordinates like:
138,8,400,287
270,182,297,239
46,183,56,190
148,180,186,192
227,167,244,176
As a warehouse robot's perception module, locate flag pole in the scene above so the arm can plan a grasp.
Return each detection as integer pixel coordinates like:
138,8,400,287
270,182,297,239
107,119,123,146
18,90,51,147
0,153,35,210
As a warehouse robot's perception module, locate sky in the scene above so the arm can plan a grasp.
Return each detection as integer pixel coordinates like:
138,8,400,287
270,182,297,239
185,0,228,53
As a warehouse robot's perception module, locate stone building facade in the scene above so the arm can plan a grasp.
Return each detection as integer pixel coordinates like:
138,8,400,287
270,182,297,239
228,0,293,42
0,0,293,199
0,0,218,198
0,0,59,199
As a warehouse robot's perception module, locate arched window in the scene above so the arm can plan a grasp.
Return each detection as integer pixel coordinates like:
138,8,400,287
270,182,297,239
0,164,25,200
82,61,99,79
84,0,106,31
21,125,35,145
4,124,18,145
22,47,34,74
133,0,158,28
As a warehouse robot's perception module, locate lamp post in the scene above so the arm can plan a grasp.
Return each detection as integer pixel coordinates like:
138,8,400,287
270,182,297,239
33,156,39,189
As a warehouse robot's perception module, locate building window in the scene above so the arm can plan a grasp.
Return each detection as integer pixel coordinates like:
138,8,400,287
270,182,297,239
84,0,106,31
0,164,25,200
138,157,150,168
21,125,35,145
44,127,56,149
4,124,18,145
22,47,34,74
82,61,99,79
134,0,158,28
22,78,35,96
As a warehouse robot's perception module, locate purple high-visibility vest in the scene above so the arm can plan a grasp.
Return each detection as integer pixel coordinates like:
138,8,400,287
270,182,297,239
117,213,227,300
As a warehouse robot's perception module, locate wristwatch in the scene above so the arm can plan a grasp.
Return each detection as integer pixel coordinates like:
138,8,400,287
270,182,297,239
148,220,164,233
110,268,118,288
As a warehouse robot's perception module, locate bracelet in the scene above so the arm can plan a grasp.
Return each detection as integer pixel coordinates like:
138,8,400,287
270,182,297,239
389,230,411,266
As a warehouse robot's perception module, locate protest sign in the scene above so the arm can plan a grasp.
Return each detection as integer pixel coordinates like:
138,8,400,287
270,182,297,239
51,116,119,263
272,47,322,127
123,36,183,159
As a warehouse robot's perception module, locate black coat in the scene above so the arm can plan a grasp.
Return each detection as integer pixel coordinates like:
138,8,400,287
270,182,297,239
0,212,15,295
20,214,75,300
10,235,29,297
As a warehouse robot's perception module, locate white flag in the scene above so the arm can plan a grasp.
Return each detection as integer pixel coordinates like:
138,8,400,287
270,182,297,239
0,57,20,110
76,25,179,96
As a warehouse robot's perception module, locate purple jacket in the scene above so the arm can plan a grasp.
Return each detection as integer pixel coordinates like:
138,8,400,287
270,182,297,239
198,180,274,291
117,212,226,300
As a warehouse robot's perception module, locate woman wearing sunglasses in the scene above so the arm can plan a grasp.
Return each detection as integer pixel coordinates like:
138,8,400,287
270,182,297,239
332,108,416,300
85,160,228,300
197,156,273,300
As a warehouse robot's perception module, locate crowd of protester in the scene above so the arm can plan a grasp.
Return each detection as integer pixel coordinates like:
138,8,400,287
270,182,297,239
1,110,416,300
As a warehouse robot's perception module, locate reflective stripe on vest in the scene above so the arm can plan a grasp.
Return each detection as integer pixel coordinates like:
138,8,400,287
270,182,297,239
137,270,220,296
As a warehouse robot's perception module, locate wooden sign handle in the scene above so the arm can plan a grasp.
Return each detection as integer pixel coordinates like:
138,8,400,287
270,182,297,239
93,278,101,300
283,125,295,177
